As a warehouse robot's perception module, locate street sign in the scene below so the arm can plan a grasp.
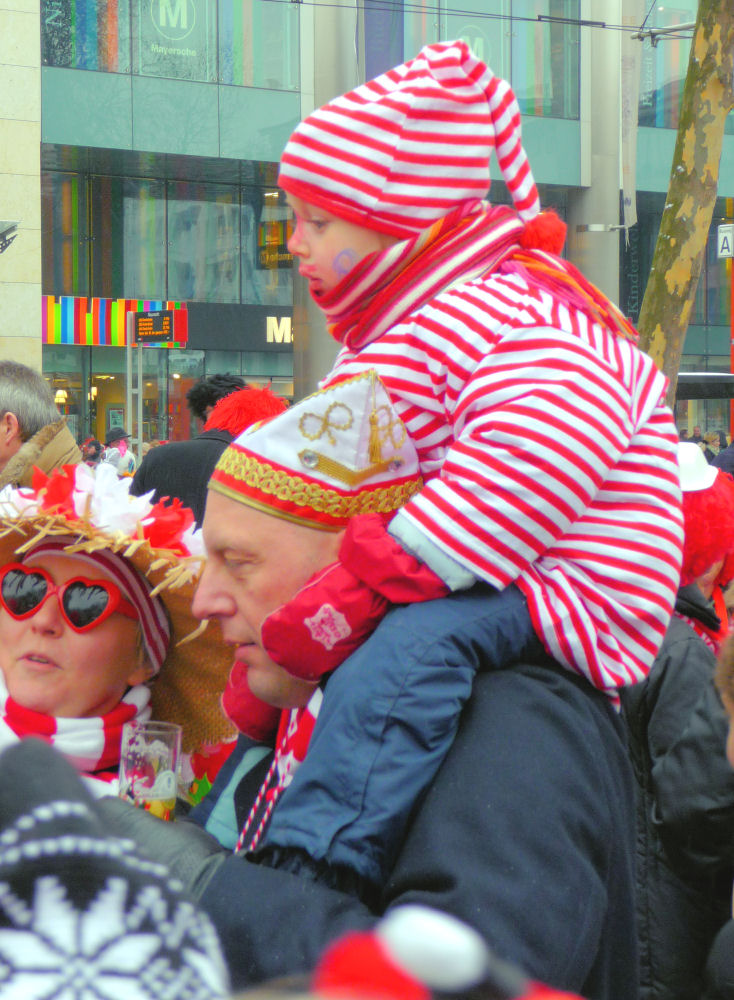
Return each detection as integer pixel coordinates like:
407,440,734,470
718,224,734,258
133,309,174,344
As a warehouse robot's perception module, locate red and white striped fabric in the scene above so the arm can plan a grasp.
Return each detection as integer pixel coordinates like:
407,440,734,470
235,687,322,854
324,269,683,696
278,40,539,238
0,674,151,797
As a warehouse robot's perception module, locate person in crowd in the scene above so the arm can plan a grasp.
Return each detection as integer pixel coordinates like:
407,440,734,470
0,738,230,998
621,442,734,1000
691,425,704,444
97,373,641,1000
103,426,136,476
679,428,690,440
703,430,722,463
186,373,247,427
80,436,104,468
131,384,287,527
0,461,235,796
0,360,80,489
713,434,734,477
701,637,734,1000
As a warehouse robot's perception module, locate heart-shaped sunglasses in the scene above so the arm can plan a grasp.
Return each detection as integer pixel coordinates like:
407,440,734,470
0,563,138,633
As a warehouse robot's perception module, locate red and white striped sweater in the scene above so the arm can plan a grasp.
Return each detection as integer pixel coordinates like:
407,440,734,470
323,269,683,695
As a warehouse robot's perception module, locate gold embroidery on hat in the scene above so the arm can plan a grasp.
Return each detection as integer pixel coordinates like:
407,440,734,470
212,451,422,519
295,370,409,485
369,404,407,464
297,450,406,487
299,402,353,445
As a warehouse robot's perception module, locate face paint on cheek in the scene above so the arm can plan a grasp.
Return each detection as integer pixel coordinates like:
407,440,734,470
333,249,359,278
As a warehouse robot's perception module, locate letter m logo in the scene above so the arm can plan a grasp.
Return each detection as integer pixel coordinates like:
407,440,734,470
267,316,292,344
158,0,187,30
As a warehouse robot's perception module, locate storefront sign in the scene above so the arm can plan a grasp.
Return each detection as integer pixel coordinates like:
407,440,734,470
135,0,214,81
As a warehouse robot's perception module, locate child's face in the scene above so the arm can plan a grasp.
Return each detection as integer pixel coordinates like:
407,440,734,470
286,195,397,298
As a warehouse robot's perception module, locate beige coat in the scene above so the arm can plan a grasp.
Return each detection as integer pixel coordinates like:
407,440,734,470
0,418,81,490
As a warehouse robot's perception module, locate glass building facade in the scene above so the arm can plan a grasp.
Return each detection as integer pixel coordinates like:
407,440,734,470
38,0,734,444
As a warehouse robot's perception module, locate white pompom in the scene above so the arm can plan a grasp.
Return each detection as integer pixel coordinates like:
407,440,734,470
376,905,490,992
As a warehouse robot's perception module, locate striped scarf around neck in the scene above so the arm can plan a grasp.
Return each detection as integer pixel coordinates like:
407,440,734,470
320,202,638,353
0,677,151,795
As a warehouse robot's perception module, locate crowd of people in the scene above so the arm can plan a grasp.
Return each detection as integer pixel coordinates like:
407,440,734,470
0,38,733,1000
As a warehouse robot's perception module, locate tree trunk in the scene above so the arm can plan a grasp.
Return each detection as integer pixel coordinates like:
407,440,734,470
636,0,734,407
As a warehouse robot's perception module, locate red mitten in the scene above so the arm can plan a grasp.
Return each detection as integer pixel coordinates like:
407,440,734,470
221,659,282,743
261,515,449,681
339,513,450,604
260,562,389,681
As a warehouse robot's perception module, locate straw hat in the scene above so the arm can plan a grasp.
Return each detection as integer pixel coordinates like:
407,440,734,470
0,462,235,755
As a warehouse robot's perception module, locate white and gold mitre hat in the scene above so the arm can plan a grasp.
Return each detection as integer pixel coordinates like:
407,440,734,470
209,369,422,530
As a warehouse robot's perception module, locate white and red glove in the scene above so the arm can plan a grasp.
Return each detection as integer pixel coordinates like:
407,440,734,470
221,659,282,743
261,513,449,681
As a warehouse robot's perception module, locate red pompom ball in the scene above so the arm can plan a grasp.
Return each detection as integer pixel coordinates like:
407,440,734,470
519,210,567,255
313,932,430,1000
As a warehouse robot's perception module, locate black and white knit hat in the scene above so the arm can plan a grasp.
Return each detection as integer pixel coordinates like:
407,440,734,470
0,738,230,999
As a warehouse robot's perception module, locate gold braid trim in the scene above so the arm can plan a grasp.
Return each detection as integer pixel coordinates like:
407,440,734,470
213,449,423,520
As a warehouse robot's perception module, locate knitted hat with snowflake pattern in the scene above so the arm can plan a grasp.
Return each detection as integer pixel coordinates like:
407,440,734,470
278,40,540,239
0,738,230,998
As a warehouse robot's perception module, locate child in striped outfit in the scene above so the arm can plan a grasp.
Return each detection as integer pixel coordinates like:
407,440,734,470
260,39,683,701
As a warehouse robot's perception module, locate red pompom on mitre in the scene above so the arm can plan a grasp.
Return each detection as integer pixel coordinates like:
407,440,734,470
518,210,567,255
313,932,430,1000
682,469,734,586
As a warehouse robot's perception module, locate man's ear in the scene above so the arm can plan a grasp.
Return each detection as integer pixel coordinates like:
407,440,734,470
0,412,21,446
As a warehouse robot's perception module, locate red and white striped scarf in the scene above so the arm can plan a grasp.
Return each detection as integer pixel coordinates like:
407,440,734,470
322,202,523,353
235,687,322,854
320,202,638,355
0,676,151,797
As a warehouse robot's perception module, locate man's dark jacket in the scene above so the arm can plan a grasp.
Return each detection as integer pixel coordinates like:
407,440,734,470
622,584,734,1000
712,443,734,477
130,428,232,526
197,596,639,1000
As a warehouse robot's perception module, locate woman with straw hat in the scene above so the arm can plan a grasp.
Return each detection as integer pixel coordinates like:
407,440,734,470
0,461,235,796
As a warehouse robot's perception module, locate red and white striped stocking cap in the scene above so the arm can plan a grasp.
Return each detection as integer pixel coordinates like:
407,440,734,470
22,538,171,675
278,39,540,238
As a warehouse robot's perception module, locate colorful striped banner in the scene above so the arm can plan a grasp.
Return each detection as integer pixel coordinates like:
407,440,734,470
42,296,188,347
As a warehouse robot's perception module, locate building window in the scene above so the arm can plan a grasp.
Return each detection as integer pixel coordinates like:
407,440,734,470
41,173,88,296
42,164,293,308
41,0,299,91
401,0,580,120
167,181,240,303
638,1,734,134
